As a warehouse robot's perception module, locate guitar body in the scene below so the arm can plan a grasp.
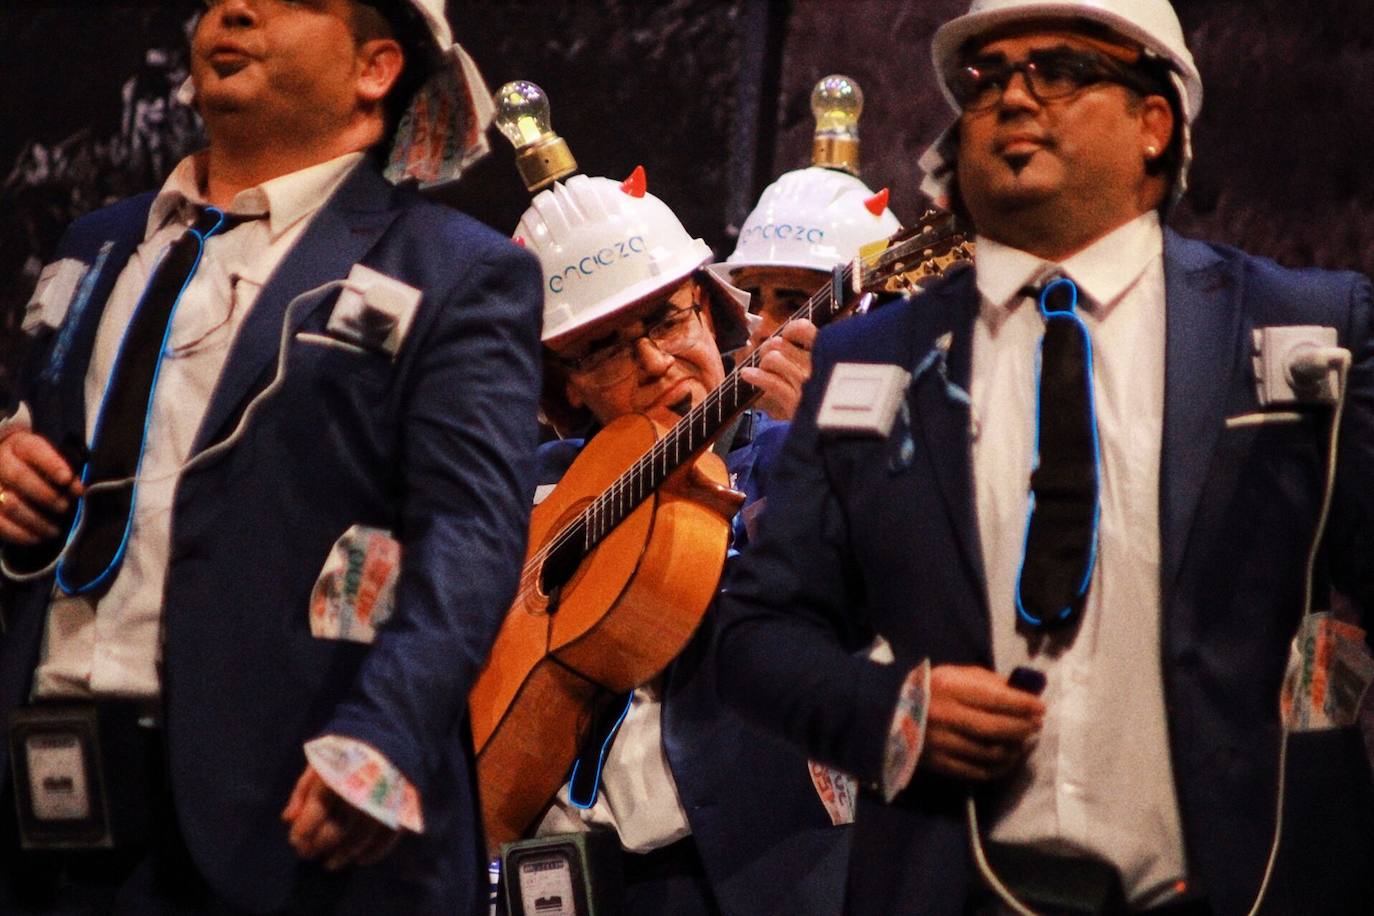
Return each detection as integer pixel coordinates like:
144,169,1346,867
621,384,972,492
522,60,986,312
471,412,736,849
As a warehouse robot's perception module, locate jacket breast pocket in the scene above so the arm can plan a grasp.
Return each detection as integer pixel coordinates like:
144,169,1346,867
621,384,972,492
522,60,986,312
1197,414,1327,596
1218,411,1325,472
291,331,399,404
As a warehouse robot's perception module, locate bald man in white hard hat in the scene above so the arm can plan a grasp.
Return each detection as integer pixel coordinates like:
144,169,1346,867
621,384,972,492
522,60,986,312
715,1,1374,913
0,2,542,913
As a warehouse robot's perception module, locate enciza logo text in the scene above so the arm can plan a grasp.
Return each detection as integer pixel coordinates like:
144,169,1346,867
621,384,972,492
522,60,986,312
740,223,825,244
549,235,647,294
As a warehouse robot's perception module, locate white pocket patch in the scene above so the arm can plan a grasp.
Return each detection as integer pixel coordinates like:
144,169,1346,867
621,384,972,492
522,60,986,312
816,362,912,437
24,259,88,335
309,525,401,644
326,265,421,358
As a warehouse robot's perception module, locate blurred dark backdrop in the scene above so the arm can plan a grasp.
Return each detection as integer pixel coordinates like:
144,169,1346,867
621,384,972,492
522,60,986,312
3,0,1373,397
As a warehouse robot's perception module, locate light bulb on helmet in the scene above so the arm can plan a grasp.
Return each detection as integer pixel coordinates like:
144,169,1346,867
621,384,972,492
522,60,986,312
494,80,578,193
810,74,863,175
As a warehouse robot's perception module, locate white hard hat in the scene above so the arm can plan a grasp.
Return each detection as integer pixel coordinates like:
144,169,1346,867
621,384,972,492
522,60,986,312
719,167,901,276
517,170,749,347
921,0,1203,203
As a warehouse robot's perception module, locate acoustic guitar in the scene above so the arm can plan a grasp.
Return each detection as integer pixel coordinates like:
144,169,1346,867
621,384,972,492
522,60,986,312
470,210,974,850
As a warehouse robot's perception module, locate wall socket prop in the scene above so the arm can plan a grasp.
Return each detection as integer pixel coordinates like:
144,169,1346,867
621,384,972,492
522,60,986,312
1251,325,1341,406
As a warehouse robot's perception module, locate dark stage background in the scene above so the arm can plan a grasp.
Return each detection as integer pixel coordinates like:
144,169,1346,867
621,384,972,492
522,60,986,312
3,0,1373,397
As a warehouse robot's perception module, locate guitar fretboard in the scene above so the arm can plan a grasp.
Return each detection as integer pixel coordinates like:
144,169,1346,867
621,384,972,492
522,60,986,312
525,210,965,584
580,263,855,548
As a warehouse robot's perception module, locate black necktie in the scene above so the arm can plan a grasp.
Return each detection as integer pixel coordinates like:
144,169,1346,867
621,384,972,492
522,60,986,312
1015,276,1100,629
57,206,246,595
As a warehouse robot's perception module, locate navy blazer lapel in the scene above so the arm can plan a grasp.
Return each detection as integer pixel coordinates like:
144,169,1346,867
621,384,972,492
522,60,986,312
907,269,989,621
191,162,402,454
1159,230,1242,601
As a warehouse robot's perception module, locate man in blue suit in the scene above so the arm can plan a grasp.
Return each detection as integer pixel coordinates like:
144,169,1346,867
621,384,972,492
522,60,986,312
716,0,1374,913
0,1,541,913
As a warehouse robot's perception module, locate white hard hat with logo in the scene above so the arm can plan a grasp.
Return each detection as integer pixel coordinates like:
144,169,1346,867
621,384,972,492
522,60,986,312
720,167,901,275
920,0,1203,204
517,169,749,348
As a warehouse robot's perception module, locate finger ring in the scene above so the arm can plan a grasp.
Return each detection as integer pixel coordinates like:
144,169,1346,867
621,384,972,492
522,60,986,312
0,488,8,507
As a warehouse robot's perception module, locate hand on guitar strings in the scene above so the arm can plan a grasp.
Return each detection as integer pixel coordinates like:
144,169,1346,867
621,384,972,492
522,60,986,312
740,318,816,421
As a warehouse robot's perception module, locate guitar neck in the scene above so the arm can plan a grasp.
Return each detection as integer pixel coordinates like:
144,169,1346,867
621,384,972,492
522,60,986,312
579,264,855,548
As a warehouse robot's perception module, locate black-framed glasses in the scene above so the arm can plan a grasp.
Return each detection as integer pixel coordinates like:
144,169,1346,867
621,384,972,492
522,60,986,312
558,303,704,388
950,48,1156,113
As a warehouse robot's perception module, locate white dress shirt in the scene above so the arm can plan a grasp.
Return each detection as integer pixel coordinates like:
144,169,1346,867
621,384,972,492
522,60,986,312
33,150,365,700
536,681,693,853
970,212,1187,906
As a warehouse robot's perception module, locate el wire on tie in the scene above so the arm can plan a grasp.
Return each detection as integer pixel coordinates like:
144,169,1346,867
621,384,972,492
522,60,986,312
55,208,231,596
567,692,634,810
1013,277,1102,629
3,279,348,587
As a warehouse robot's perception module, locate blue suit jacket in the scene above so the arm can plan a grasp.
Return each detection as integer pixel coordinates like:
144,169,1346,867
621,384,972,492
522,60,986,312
537,411,849,916
0,160,544,915
716,231,1374,915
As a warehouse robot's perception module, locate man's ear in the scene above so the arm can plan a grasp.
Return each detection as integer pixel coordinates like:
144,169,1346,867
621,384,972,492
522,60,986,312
1139,94,1175,160
356,38,405,106
563,376,586,411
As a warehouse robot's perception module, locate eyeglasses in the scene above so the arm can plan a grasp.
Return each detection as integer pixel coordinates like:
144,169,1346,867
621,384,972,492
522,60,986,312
558,303,705,388
949,48,1156,113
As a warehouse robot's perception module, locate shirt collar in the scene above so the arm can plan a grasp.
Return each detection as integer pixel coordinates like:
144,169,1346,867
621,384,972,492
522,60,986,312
144,150,367,241
975,210,1164,314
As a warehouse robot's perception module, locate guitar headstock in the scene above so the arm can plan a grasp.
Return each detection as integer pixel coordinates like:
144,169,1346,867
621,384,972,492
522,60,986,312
855,209,975,296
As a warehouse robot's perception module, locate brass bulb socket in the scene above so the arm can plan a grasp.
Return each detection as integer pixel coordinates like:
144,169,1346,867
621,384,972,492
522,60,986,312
516,136,578,193
811,136,860,176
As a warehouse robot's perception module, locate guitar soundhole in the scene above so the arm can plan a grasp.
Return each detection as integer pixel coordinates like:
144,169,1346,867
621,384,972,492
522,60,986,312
540,532,587,600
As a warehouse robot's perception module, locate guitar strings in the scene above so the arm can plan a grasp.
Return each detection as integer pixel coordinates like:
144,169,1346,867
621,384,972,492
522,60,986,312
575,263,844,533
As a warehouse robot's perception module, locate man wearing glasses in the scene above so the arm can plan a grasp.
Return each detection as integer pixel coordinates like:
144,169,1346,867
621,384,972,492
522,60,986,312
519,172,848,914
715,0,1374,913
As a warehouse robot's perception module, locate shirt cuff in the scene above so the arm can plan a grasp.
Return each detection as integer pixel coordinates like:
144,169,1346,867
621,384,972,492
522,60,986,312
880,659,931,803
304,735,425,833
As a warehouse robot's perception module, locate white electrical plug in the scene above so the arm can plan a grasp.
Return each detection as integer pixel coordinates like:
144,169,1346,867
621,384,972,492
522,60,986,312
1252,326,1346,406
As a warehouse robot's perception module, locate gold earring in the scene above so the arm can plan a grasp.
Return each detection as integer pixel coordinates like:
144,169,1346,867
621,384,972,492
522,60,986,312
1145,145,1159,159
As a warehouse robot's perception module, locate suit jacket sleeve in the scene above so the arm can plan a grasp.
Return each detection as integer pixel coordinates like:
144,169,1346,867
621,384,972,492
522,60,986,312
715,332,911,786
1329,273,1374,619
321,240,544,800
